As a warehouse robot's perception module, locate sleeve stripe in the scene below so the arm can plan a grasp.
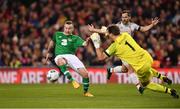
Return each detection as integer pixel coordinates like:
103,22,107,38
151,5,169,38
104,51,110,57
138,26,141,31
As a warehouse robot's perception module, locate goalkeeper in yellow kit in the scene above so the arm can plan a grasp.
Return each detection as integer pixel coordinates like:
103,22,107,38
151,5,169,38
89,24,179,98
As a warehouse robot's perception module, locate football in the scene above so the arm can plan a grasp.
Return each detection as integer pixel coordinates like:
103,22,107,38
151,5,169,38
47,69,59,82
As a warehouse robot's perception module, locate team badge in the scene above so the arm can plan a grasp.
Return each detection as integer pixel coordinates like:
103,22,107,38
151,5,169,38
68,38,72,41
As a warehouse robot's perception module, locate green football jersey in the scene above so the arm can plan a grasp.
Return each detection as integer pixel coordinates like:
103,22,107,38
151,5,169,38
52,32,85,56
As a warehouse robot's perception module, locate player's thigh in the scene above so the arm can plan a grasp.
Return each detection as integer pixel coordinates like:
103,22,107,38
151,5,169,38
67,55,86,71
144,51,153,65
54,55,67,66
138,73,151,86
137,65,152,86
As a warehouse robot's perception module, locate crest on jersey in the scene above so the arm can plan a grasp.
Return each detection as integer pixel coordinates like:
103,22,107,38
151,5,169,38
68,38,72,41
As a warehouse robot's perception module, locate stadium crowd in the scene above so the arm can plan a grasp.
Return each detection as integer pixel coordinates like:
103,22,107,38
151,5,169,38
0,0,179,68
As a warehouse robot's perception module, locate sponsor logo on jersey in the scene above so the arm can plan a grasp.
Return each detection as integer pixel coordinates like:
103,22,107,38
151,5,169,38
68,38,72,41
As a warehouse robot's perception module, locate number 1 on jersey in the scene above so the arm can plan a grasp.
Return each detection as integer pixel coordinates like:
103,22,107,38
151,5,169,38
125,41,135,51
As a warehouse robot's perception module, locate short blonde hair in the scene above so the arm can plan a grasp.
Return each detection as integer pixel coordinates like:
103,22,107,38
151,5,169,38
64,20,73,25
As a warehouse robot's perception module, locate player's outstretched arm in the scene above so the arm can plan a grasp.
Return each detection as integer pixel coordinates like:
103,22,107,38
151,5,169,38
95,48,108,61
140,17,159,32
45,40,54,64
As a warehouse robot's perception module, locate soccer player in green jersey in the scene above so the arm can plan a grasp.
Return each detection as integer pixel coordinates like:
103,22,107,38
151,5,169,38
89,24,179,98
45,21,93,97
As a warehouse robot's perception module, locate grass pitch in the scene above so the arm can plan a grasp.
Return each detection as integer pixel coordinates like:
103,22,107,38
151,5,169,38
0,84,180,108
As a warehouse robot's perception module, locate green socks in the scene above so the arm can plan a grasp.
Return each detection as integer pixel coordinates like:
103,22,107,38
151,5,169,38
58,65,74,82
83,78,89,93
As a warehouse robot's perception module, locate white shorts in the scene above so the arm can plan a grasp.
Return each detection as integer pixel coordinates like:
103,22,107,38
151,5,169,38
54,54,85,71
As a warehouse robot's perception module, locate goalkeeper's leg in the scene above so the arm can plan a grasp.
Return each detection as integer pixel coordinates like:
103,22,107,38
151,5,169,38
151,68,172,85
139,69,179,98
143,81,179,99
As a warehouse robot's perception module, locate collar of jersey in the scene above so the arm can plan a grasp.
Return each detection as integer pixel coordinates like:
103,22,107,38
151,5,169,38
115,33,126,44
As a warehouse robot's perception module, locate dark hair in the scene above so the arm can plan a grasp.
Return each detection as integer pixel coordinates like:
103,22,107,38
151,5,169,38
65,20,73,25
122,10,131,17
107,24,120,35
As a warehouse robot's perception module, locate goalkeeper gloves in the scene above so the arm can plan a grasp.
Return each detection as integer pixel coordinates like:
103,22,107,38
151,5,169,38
101,26,107,33
90,33,101,48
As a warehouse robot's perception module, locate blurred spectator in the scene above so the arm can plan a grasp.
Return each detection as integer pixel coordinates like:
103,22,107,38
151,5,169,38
0,0,179,68
10,55,21,68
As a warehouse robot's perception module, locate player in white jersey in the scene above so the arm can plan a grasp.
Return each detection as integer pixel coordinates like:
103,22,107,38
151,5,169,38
116,10,159,35
116,21,140,36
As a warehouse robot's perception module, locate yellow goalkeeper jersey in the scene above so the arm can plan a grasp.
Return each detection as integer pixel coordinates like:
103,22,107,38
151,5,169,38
105,32,153,72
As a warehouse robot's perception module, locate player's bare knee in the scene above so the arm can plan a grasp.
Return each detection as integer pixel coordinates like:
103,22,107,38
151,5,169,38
81,71,89,78
83,72,89,78
78,68,89,78
56,58,66,66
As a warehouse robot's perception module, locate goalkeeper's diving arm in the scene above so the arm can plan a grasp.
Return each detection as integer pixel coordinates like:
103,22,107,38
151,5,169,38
90,32,108,61
95,48,108,61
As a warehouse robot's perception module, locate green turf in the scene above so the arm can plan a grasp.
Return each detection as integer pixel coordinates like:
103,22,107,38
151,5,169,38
0,84,179,108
